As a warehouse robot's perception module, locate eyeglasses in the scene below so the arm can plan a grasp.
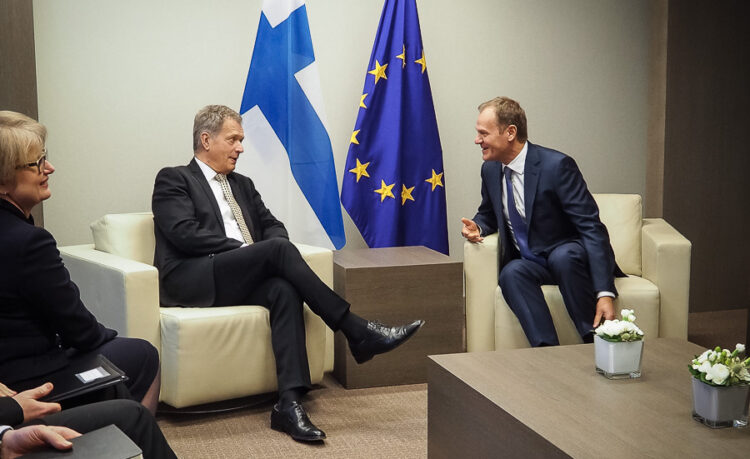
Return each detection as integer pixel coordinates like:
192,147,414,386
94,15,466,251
17,150,47,174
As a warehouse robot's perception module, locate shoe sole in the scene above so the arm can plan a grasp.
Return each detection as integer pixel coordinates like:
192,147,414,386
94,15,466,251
353,320,425,364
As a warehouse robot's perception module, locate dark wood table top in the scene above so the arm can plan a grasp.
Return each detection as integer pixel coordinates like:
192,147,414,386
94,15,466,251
430,338,750,458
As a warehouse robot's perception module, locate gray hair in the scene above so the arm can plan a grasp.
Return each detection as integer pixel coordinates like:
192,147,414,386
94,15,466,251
0,111,47,186
193,105,242,152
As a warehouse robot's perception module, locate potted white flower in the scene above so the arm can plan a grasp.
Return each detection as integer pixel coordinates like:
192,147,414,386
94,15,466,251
594,309,644,379
689,343,750,428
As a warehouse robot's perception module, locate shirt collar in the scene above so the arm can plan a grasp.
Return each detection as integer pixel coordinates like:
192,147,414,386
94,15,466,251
504,141,528,175
194,156,221,182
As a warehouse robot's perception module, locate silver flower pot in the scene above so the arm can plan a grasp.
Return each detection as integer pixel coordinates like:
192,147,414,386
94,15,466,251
691,377,750,428
594,335,643,379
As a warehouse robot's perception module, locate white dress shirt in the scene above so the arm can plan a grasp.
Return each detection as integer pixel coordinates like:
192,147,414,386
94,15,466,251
195,157,248,246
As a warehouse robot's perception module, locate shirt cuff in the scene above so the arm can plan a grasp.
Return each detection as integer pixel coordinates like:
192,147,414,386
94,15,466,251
597,291,615,299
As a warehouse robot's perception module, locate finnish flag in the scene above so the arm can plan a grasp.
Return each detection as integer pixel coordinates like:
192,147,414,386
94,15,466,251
237,0,345,249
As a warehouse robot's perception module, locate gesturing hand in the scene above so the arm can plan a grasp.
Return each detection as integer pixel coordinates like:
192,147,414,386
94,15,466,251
461,218,484,243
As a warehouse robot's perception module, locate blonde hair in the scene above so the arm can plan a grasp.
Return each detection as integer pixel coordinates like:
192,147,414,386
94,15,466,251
193,105,242,152
0,111,47,186
478,97,528,142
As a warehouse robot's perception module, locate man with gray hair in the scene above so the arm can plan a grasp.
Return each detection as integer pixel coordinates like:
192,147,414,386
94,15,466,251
152,105,423,442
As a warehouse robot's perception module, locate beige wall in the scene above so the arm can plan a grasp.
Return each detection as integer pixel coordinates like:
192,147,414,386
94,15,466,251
34,0,650,257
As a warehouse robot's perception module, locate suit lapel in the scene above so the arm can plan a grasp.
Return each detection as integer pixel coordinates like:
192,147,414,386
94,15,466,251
523,142,541,227
188,158,224,229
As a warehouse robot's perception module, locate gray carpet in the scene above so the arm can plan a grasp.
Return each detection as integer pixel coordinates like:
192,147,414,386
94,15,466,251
157,376,427,458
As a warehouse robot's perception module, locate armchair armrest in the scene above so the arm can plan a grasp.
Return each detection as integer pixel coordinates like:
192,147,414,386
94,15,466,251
58,244,161,351
641,218,691,339
464,233,500,352
294,243,335,372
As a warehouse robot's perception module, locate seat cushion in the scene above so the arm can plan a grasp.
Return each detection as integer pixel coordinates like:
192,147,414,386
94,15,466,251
494,275,659,349
158,304,326,408
593,194,642,276
91,212,155,265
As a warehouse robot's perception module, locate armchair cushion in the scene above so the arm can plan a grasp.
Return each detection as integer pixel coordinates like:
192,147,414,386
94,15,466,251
91,213,155,265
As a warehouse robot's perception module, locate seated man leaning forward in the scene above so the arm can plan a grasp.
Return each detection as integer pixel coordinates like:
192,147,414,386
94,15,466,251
151,105,423,442
461,96,625,347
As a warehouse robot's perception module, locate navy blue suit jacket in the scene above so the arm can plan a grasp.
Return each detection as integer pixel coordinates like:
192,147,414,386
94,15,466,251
472,142,623,294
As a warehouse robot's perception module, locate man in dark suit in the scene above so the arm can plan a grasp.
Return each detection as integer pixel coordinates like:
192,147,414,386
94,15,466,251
151,105,422,442
461,97,623,347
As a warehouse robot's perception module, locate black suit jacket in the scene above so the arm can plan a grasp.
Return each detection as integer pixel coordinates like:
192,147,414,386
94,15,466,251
0,200,116,385
152,158,288,307
0,397,23,426
472,142,624,294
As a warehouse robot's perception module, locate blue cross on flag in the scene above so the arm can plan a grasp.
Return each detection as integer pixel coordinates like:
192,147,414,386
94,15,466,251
237,0,346,250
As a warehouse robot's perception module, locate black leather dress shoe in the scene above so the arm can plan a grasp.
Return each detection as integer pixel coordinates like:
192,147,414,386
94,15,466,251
348,319,425,364
270,401,326,442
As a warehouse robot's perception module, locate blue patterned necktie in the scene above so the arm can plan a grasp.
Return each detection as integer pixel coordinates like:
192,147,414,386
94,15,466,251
504,166,546,267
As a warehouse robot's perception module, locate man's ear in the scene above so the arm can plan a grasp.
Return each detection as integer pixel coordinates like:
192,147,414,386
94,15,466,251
506,125,517,142
200,131,211,150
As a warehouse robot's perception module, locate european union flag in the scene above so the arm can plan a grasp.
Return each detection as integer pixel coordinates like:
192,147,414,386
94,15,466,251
341,0,448,254
237,0,346,250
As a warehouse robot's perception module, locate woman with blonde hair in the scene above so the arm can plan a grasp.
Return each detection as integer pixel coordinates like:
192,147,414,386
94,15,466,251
0,111,161,415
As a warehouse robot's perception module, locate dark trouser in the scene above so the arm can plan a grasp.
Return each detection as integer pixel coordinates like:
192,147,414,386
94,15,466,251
212,238,350,394
498,241,596,347
28,399,176,459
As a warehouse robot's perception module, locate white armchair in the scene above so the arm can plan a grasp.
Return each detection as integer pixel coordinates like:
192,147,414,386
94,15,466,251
59,212,335,408
465,194,692,351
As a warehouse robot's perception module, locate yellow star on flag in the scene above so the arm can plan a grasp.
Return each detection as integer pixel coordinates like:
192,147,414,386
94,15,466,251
350,130,360,145
359,93,368,109
374,180,395,202
396,44,407,68
415,50,427,74
425,169,444,191
401,184,415,205
368,60,388,85
348,158,370,182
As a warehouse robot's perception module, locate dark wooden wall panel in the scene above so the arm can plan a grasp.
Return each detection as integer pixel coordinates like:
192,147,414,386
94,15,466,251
0,0,43,225
664,0,750,312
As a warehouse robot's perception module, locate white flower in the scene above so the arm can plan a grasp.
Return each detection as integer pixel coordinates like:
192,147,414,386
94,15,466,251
696,350,711,363
705,363,730,385
697,361,713,374
737,343,746,353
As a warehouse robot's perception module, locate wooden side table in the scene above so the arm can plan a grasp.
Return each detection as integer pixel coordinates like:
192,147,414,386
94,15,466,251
332,246,464,388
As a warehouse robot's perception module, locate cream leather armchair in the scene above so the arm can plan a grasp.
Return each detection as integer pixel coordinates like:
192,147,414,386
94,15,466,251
465,194,691,351
59,212,335,408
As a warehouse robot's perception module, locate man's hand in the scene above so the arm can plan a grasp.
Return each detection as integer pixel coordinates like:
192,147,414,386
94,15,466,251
593,296,616,328
461,218,484,243
0,425,80,459
12,383,61,422
0,382,16,397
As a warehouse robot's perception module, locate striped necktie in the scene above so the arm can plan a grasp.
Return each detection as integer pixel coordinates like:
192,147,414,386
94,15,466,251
216,173,254,245
504,166,545,267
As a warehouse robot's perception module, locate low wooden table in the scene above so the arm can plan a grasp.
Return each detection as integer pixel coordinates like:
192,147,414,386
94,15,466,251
333,246,463,388
428,338,750,458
